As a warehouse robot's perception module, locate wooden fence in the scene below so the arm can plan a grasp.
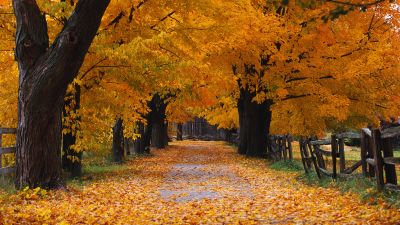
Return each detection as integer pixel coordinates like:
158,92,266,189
0,128,16,176
267,135,293,161
366,127,400,191
300,128,400,191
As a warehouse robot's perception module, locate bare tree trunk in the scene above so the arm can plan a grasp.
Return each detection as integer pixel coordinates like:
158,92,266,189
235,64,272,158
13,0,110,189
237,87,272,157
113,118,124,163
124,138,130,156
134,98,154,155
177,123,183,141
150,94,168,149
134,122,149,154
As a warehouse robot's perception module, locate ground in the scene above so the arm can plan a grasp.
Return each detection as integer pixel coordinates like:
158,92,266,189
1,141,400,224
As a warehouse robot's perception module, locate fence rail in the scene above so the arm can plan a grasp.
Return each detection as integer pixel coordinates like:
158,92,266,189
267,134,293,161
300,128,400,191
0,128,16,175
301,132,365,179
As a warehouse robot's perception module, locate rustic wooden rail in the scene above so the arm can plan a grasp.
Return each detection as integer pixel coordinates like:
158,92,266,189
370,127,400,191
300,128,400,191
0,128,17,176
300,132,362,179
267,135,293,161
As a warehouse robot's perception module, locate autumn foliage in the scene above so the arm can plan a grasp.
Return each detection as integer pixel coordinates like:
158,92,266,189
1,142,400,224
0,0,400,222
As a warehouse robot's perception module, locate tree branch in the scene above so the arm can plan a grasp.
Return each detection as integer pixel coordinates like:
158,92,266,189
286,75,334,83
13,0,49,72
325,0,385,7
24,0,110,107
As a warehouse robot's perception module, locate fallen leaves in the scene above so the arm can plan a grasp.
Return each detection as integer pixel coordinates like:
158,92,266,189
1,141,399,224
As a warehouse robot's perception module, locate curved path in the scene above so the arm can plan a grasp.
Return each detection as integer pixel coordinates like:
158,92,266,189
1,141,399,224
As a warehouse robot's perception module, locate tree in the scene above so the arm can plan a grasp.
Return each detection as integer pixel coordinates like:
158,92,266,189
12,0,110,189
62,83,82,178
112,117,124,163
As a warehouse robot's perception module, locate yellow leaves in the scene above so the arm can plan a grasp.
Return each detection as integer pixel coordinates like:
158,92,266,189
18,187,47,200
2,141,400,224
276,88,289,99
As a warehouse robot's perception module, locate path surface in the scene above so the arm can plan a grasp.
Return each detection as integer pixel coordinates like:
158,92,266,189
1,141,400,224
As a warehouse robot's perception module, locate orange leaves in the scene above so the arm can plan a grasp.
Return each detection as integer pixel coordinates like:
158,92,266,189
2,141,400,224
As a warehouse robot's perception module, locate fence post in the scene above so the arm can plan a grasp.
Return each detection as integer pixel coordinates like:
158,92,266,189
331,135,338,179
282,136,288,160
308,138,322,179
287,135,293,161
367,134,375,177
382,138,397,185
0,131,2,179
360,130,368,176
338,138,345,173
372,129,384,190
299,138,308,173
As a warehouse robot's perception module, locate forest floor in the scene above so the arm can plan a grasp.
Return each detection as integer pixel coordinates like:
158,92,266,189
1,141,400,224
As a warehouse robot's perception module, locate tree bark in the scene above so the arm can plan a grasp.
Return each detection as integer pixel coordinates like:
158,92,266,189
150,94,168,149
133,122,151,154
235,65,273,158
62,84,82,178
112,118,124,163
177,123,183,141
124,138,130,155
13,0,110,189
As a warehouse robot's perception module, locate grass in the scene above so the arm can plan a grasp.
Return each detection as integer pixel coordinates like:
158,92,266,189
67,163,130,189
269,160,304,172
268,141,400,207
297,172,400,208
1,153,142,193
0,176,17,195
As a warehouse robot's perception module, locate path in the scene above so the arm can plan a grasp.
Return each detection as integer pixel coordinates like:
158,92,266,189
1,141,399,224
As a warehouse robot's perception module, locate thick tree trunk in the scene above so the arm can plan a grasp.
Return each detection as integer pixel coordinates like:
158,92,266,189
124,138,130,155
177,123,183,141
133,122,150,154
13,0,110,189
62,84,82,178
150,94,168,149
237,87,272,157
112,118,124,163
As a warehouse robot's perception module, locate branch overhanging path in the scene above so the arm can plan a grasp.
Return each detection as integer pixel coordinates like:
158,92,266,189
1,141,399,224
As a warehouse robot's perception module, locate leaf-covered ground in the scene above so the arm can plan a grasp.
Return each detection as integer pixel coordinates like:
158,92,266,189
1,141,400,224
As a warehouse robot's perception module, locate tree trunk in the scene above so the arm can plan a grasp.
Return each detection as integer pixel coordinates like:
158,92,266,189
13,0,110,189
133,122,150,154
62,84,82,178
235,63,273,158
124,138,130,155
177,123,183,141
112,118,124,163
237,87,272,157
150,94,168,149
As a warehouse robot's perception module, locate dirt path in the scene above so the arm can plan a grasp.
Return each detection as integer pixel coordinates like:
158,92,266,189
1,141,400,224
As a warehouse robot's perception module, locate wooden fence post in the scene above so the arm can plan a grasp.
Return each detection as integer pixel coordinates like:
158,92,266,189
0,131,2,169
372,129,384,190
367,134,375,177
360,131,368,176
338,138,345,173
0,131,2,180
282,136,288,160
287,135,293,161
331,135,338,179
299,138,308,173
308,139,322,179
382,138,397,185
